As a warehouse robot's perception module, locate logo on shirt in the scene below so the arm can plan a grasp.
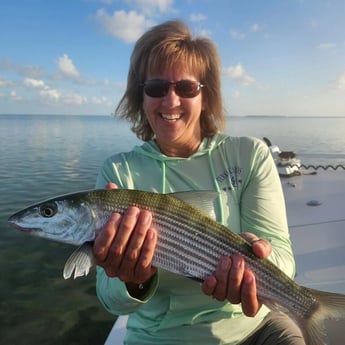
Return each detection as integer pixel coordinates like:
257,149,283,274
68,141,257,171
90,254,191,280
216,166,243,191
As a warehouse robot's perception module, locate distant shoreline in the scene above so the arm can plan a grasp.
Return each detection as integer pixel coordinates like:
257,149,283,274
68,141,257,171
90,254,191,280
1,114,345,119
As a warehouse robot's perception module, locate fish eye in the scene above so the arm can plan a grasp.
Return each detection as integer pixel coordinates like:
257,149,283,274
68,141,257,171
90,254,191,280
39,203,58,218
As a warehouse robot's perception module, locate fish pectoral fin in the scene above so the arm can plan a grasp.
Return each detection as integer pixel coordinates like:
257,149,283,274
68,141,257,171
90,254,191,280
169,191,220,220
63,242,95,279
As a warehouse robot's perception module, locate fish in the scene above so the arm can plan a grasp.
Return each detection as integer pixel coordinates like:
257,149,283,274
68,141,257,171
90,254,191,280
8,188,345,345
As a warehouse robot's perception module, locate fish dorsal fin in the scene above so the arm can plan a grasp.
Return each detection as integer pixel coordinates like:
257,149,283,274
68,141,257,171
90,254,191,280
169,191,219,220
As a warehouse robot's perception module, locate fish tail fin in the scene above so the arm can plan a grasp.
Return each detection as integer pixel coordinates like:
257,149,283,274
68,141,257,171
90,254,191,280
298,288,345,345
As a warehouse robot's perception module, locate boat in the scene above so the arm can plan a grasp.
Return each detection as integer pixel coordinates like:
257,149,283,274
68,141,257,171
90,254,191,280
264,137,302,177
104,163,345,345
275,154,301,177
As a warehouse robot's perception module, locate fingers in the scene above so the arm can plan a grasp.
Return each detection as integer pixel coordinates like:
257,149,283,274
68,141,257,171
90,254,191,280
226,254,245,304
106,182,117,189
202,232,270,317
202,257,231,301
202,275,217,296
241,270,259,317
203,255,245,302
93,205,157,283
118,209,154,282
202,254,260,317
93,212,122,263
106,207,141,278
252,239,272,258
137,227,157,270
241,232,272,259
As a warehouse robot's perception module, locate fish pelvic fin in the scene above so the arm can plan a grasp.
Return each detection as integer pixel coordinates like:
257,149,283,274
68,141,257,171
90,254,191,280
63,242,95,279
297,288,345,345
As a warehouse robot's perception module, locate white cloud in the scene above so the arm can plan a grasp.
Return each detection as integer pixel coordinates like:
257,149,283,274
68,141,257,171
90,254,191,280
63,93,87,105
40,87,61,101
223,64,255,86
230,30,246,40
317,42,336,49
197,29,212,37
10,90,22,100
24,78,45,88
57,54,80,79
224,64,244,79
0,59,43,79
128,0,174,15
338,72,345,90
190,13,206,22
90,95,109,105
95,9,152,43
232,91,240,99
251,23,261,32
38,86,111,106
0,78,14,87
98,0,114,4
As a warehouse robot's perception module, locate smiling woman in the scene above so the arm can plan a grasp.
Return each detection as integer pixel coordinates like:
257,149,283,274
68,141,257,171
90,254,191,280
92,19,306,345
115,20,226,158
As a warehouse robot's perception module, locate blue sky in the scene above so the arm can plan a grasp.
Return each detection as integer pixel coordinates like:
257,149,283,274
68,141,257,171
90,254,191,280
1,0,344,116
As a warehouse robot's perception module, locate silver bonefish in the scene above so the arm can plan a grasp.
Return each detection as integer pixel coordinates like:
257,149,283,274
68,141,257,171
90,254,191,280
8,189,345,345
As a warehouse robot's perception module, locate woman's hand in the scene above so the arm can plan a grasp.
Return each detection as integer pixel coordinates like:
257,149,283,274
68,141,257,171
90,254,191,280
202,232,272,317
93,183,158,296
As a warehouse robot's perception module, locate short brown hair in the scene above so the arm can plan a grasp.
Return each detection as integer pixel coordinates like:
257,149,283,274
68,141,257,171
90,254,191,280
115,20,225,141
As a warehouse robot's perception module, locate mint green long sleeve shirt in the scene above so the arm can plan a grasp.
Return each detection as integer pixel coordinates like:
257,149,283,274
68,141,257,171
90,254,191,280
95,134,295,345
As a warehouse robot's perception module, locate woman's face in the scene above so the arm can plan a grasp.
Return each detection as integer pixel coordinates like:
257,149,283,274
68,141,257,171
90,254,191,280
142,68,204,157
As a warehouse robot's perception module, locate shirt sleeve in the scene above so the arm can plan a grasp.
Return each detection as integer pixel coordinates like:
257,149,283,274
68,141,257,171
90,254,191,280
240,138,296,278
95,156,124,189
96,266,159,315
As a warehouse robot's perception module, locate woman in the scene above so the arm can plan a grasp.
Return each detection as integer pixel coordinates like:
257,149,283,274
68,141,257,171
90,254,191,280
93,20,304,344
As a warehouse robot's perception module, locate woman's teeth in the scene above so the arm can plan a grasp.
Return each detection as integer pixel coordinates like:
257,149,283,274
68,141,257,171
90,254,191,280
161,114,181,122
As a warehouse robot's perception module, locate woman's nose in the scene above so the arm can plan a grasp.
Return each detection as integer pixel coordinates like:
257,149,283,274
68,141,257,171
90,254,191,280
161,85,181,107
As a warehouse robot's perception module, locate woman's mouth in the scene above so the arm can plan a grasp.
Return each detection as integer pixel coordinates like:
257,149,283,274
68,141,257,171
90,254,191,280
160,113,182,122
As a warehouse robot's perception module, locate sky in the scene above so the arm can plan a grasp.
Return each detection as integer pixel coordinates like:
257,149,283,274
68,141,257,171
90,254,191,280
0,0,344,116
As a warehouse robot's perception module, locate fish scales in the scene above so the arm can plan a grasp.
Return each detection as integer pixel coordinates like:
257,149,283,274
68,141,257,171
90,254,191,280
152,225,218,278
66,189,318,316
101,193,218,275
93,189,317,317
8,188,345,345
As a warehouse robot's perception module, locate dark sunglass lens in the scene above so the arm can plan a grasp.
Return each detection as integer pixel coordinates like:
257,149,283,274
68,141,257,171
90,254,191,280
144,80,169,97
143,79,202,98
176,81,200,98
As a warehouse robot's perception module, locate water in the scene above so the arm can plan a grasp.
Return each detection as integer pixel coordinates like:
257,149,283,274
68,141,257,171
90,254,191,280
227,116,345,166
1,114,345,344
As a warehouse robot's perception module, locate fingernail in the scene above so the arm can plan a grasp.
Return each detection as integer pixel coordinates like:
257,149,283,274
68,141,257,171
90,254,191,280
142,211,152,225
126,207,139,218
147,229,155,240
233,255,242,269
221,257,230,271
244,272,253,284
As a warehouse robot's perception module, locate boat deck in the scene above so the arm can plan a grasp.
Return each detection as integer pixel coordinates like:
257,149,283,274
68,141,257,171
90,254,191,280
284,170,345,294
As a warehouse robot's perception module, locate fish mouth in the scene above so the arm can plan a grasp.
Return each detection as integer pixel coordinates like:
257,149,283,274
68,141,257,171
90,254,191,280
8,220,41,234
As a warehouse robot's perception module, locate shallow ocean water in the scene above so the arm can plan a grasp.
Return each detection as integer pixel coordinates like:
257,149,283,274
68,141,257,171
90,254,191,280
1,114,344,344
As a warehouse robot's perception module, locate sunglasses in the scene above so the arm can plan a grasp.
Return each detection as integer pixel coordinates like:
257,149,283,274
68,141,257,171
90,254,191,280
141,79,205,98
